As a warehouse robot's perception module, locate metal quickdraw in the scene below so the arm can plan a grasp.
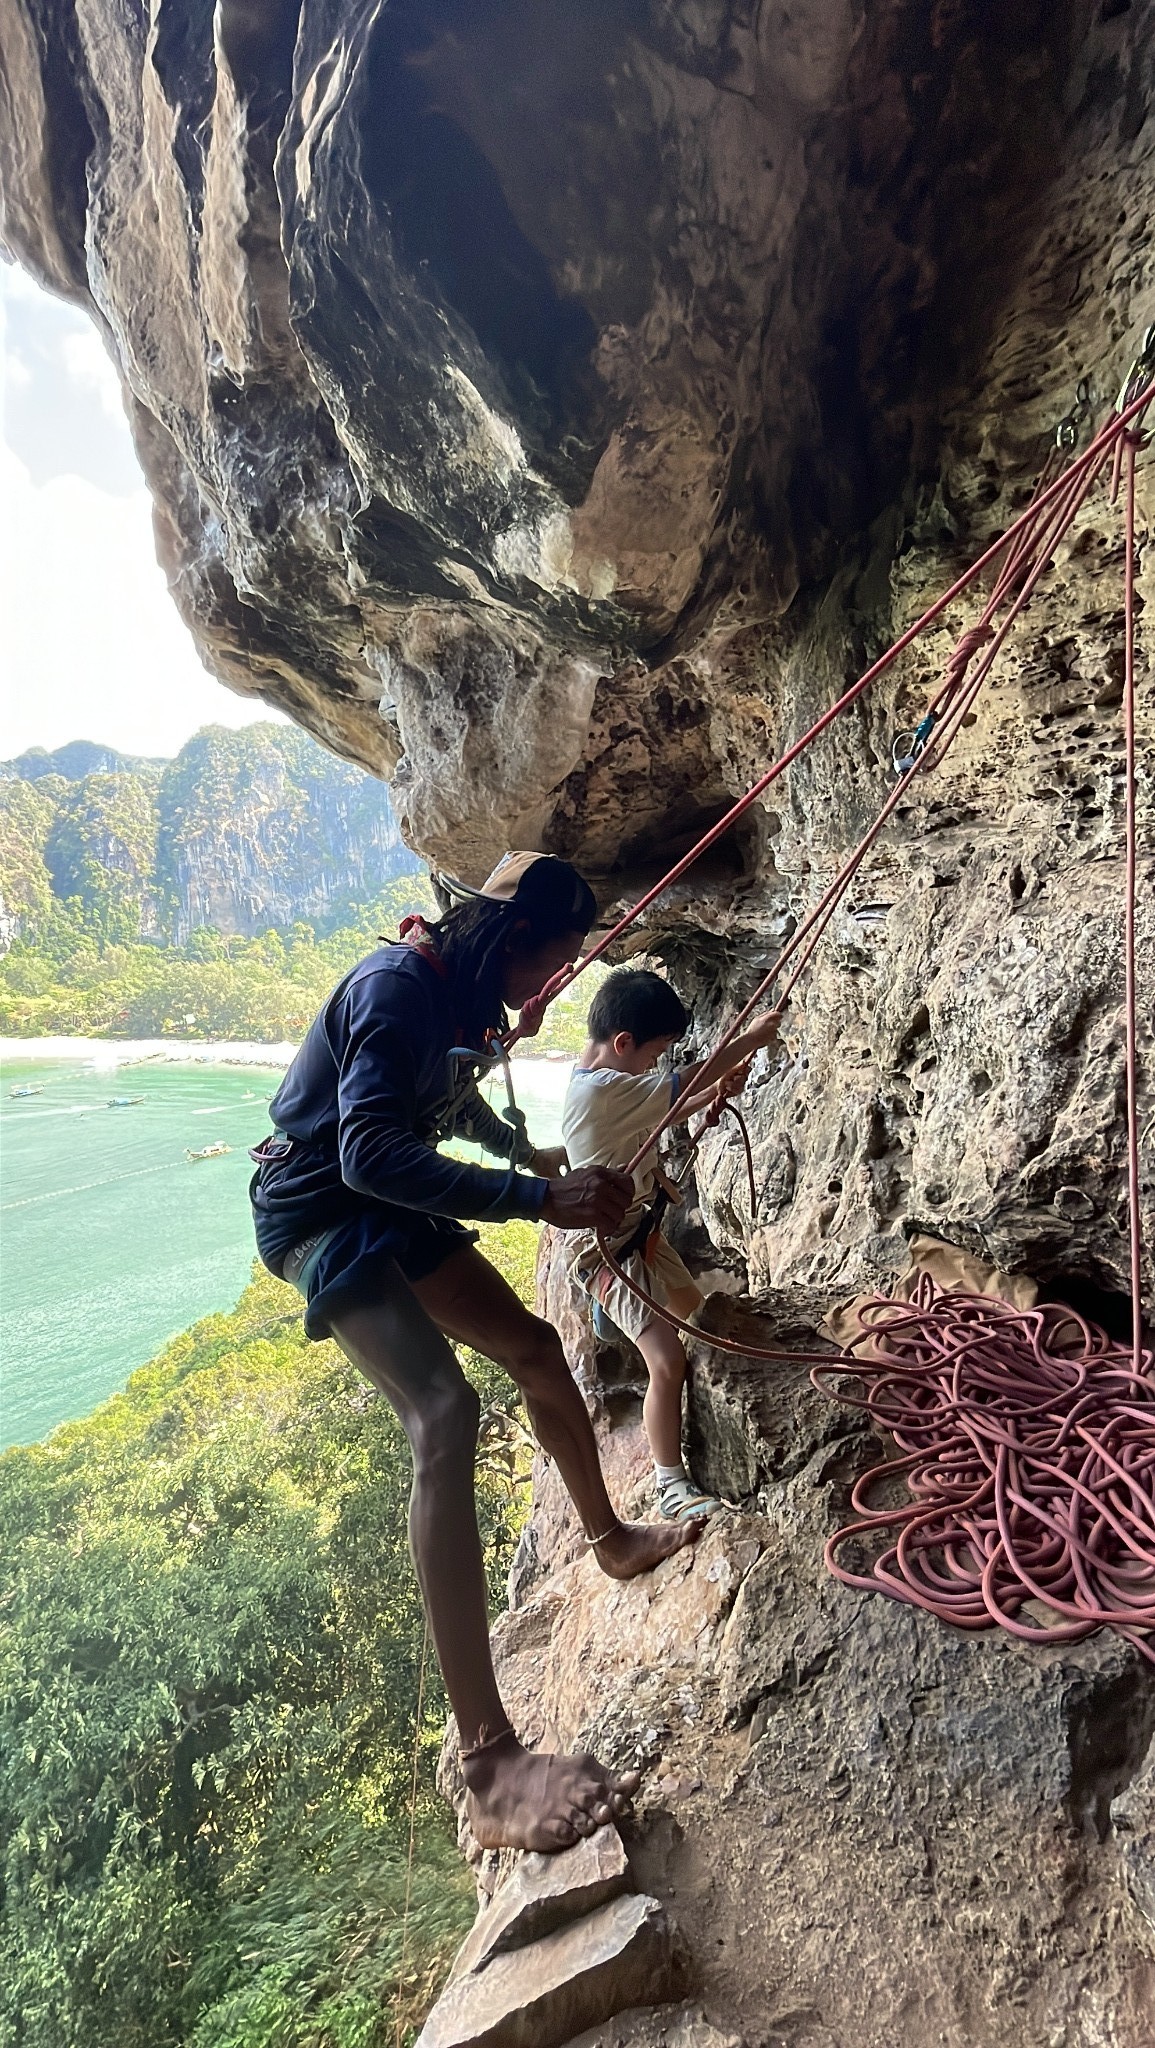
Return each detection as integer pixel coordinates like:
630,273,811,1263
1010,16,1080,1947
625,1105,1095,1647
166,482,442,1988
1117,324,1155,414
483,1031,532,1161
1111,325,1155,503
1055,377,1093,451
891,709,939,777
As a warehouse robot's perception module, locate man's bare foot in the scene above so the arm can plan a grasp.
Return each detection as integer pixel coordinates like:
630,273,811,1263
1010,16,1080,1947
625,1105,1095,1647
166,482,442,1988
462,1729,642,1852
591,1516,705,1580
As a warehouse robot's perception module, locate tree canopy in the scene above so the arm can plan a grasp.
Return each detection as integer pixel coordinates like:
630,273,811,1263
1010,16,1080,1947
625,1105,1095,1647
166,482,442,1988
0,1223,540,2048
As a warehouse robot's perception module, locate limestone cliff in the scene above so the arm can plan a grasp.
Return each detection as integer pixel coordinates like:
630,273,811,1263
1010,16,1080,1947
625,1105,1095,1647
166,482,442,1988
3,1,1154,2041
421,1235,1155,2047
0,722,415,946
2,0,1150,1297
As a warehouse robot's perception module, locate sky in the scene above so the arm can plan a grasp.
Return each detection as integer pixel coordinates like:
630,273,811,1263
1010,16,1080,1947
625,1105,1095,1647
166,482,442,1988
0,260,285,761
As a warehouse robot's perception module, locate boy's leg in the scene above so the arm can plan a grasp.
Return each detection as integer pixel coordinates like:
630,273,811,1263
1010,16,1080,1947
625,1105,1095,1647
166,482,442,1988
412,1244,704,1579
635,1320,688,1468
327,1271,636,1853
635,1318,723,1521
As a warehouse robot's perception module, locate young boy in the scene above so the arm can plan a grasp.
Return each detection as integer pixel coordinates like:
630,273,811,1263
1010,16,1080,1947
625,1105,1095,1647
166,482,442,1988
562,967,781,1523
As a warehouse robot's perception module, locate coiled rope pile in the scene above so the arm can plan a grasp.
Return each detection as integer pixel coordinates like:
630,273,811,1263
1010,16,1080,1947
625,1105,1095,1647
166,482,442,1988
814,1283,1155,1664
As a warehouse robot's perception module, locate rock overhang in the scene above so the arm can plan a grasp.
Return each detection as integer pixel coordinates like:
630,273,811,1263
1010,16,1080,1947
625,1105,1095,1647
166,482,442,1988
2,0,1152,1293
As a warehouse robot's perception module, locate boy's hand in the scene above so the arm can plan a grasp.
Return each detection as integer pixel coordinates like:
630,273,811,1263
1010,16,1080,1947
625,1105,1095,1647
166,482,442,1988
750,1008,784,1048
541,1166,633,1234
529,1144,569,1178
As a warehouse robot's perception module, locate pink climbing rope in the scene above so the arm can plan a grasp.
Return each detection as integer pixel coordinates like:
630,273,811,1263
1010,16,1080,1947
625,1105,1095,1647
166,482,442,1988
507,379,1155,1048
813,1281,1155,1664
1123,432,1145,1374
572,375,1151,1664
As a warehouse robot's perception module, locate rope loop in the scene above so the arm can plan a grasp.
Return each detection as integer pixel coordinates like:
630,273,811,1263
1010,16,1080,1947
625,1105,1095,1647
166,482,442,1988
815,1280,1155,1665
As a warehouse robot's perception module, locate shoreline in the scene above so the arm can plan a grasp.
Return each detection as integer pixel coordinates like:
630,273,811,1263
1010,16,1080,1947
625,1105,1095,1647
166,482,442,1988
0,1036,298,1068
0,1035,574,1068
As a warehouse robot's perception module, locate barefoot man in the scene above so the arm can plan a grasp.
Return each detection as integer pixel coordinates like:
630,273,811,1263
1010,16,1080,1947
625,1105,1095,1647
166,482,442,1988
250,853,702,1851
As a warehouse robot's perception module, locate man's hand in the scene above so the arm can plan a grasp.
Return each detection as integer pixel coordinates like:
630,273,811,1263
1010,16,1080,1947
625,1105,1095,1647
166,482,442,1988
541,1166,633,1234
718,1060,751,1101
529,1144,569,1179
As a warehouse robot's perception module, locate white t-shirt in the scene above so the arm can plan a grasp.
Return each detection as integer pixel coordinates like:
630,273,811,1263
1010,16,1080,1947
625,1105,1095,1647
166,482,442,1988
561,1066,679,1234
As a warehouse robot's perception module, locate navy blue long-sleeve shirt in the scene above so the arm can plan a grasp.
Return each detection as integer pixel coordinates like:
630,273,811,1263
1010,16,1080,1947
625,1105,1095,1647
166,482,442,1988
250,940,548,1270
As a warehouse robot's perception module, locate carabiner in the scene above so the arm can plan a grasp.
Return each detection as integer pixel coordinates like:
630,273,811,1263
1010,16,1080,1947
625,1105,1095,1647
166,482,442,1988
484,1031,531,1157
1055,376,1092,450
892,709,938,777
1117,325,1155,414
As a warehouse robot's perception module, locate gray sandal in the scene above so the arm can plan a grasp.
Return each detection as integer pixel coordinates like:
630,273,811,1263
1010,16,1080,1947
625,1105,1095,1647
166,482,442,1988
658,1476,723,1522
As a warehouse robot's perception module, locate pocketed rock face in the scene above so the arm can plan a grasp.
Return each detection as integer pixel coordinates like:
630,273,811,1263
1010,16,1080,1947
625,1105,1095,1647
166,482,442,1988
434,1252,1155,2048
2,0,1152,1302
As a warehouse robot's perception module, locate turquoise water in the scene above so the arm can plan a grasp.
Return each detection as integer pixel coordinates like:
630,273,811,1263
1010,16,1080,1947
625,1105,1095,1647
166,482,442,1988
0,1050,570,1449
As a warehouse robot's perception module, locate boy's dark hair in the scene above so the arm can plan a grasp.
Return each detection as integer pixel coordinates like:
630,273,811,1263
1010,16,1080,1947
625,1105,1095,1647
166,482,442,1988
588,968,689,1046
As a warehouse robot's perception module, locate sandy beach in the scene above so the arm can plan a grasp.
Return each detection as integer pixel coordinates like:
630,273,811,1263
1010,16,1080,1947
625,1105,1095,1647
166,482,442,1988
0,1036,298,1069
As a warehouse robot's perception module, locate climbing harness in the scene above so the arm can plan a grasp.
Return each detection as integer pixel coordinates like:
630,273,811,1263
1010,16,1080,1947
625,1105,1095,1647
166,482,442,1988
582,1091,755,1347
394,912,536,1157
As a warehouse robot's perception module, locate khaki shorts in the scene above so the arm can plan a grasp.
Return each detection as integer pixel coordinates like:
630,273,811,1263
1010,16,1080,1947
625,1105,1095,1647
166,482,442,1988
580,1229,703,1347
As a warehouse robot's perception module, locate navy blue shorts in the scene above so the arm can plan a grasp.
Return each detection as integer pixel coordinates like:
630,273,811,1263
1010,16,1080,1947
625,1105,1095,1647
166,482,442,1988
278,1210,478,1340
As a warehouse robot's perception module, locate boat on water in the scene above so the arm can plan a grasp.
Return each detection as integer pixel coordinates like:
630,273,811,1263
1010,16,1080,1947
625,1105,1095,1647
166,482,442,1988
9,1084,44,1098
107,1096,145,1108
186,1140,231,1161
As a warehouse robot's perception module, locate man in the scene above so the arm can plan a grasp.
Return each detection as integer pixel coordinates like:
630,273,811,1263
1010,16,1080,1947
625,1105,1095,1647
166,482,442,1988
251,854,702,1851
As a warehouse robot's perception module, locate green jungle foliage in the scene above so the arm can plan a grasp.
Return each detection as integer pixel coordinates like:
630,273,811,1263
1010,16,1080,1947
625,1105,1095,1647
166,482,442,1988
0,873,605,1054
0,724,610,1053
43,771,162,947
0,780,57,929
0,725,415,962
0,1223,539,2048
0,877,438,1041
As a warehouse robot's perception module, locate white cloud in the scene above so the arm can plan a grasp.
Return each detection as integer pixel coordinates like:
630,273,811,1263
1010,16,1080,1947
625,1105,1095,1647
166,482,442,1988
0,441,284,758
0,263,287,759
1,261,47,306
60,328,125,422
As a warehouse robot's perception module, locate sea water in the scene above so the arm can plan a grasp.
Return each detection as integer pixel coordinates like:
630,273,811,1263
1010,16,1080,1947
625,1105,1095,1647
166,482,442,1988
0,1045,571,1448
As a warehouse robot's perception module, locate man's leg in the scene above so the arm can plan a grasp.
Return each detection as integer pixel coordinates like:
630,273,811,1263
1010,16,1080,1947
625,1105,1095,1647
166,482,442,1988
327,1270,635,1853
412,1244,704,1578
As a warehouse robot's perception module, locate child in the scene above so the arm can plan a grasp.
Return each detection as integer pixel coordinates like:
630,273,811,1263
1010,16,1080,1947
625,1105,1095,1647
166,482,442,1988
562,967,781,1523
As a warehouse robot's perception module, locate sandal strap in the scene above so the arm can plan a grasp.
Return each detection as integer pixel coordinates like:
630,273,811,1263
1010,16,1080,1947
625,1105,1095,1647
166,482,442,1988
658,1478,721,1520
